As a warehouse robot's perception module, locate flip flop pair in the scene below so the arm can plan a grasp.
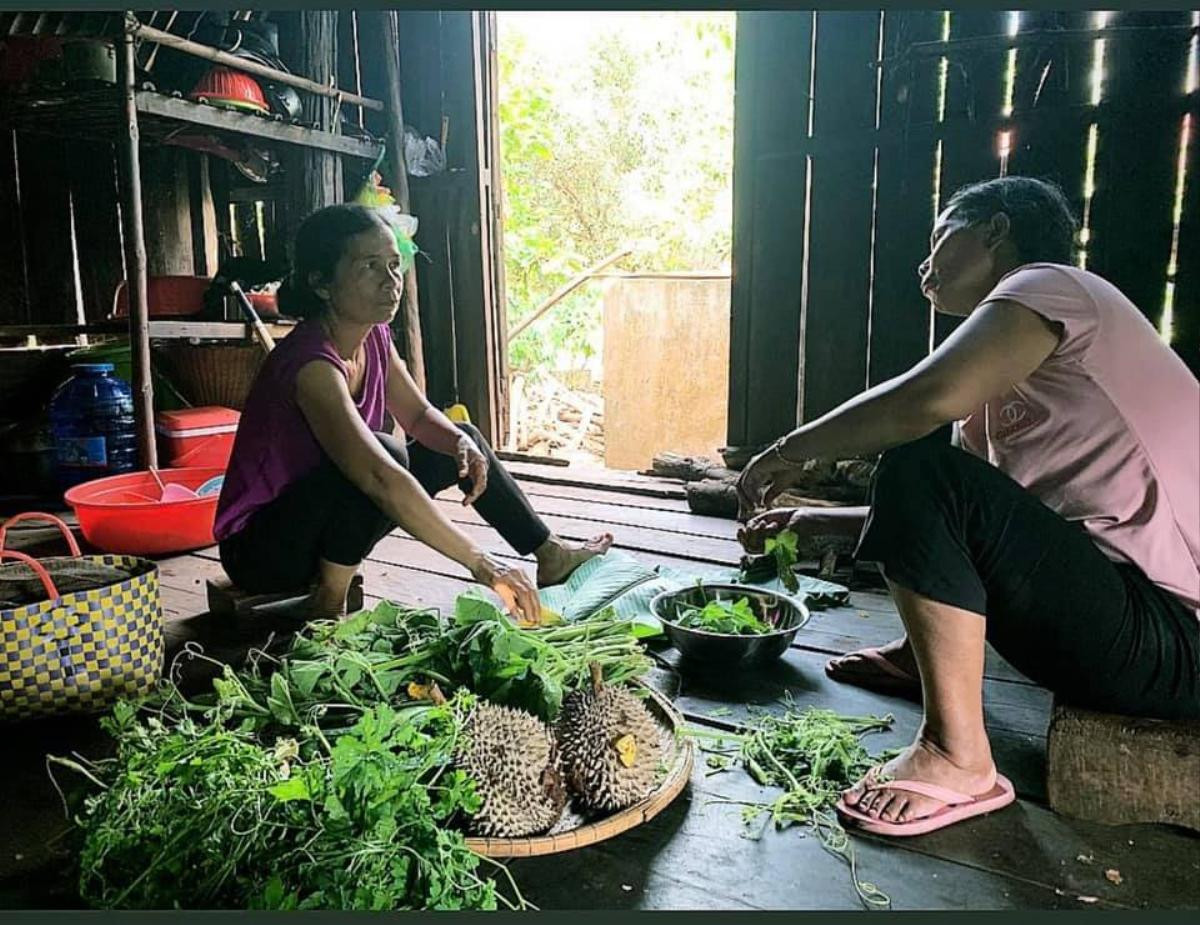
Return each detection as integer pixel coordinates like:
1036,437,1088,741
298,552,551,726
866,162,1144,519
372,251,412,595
836,770,1016,837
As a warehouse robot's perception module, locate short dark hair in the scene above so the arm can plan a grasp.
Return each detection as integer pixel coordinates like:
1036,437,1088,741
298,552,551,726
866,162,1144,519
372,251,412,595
277,203,391,319
943,176,1079,265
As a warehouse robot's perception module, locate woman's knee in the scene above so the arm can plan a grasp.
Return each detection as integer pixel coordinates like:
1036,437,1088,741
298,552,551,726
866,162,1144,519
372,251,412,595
373,430,410,468
456,421,489,451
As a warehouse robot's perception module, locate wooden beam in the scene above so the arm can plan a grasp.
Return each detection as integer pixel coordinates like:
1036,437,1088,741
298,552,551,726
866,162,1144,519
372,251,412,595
372,8,427,392
117,24,156,468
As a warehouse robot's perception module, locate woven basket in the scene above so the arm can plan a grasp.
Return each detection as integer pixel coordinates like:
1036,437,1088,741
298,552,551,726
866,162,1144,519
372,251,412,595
0,513,162,722
464,682,693,858
157,343,265,411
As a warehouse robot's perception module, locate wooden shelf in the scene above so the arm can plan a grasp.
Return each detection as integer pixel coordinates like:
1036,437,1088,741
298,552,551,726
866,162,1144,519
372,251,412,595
0,87,383,159
0,320,297,342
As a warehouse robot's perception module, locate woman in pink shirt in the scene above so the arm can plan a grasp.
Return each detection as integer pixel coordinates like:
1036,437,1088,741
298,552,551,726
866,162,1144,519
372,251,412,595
737,176,1199,838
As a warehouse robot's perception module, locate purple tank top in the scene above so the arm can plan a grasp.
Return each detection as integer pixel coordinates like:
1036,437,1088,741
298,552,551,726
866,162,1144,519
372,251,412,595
214,320,392,540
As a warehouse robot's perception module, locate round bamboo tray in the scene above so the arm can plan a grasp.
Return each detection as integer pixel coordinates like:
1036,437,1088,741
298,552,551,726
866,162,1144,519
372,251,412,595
464,682,693,858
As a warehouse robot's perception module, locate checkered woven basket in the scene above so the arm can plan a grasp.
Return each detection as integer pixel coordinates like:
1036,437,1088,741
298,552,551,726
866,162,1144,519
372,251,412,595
0,513,163,722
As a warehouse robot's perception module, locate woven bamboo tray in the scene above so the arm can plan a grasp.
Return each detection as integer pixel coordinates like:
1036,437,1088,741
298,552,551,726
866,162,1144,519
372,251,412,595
464,682,693,858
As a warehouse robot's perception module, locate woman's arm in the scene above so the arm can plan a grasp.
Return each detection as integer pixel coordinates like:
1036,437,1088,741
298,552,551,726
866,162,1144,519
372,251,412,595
383,341,489,503
296,359,538,617
737,300,1060,515
384,340,465,455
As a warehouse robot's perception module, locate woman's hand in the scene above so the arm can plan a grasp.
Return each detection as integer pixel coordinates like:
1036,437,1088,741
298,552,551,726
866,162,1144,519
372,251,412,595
737,508,797,553
457,436,489,505
469,553,541,625
735,446,801,521
739,505,870,553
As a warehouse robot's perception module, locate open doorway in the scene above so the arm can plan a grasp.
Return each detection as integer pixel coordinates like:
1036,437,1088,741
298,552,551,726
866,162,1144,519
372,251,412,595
492,11,735,469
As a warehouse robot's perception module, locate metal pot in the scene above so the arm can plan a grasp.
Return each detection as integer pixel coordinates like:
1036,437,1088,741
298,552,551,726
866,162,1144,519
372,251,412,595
650,583,810,670
62,40,116,86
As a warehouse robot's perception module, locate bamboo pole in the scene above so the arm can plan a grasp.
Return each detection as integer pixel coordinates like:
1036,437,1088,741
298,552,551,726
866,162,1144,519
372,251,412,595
373,9,426,391
117,23,156,468
128,17,384,113
506,247,634,342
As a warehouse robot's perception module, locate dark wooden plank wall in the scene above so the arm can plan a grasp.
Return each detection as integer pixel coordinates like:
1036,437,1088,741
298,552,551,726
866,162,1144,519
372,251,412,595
868,10,942,385
726,11,815,446
729,10,1200,445
798,11,880,422
1087,11,1194,334
934,10,1009,347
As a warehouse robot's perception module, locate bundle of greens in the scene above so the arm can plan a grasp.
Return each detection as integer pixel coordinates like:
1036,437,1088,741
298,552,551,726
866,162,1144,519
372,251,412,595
51,592,653,910
53,694,505,910
675,596,773,636
693,703,895,908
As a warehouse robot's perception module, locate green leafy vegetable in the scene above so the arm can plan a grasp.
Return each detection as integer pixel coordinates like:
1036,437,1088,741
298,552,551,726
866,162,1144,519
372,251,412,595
676,596,772,636
689,702,896,909
764,529,800,593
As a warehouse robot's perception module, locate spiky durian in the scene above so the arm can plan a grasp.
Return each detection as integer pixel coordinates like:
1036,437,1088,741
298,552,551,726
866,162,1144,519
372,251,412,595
455,700,568,838
556,664,664,812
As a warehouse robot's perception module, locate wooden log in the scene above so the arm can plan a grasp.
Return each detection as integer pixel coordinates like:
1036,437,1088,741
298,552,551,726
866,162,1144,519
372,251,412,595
1047,699,1200,832
650,452,725,482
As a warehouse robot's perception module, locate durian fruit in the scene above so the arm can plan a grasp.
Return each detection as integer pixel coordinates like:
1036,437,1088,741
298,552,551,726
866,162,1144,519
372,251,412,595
453,698,568,838
556,663,665,812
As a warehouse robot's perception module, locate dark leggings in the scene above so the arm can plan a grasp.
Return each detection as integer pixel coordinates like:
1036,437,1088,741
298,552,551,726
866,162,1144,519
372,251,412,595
219,423,551,595
855,431,1200,720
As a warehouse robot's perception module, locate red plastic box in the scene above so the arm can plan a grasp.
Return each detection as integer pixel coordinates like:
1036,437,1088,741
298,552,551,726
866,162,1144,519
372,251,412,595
155,406,240,470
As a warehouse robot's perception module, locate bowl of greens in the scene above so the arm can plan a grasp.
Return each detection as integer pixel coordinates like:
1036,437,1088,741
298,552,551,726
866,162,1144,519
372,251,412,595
649,582,809,668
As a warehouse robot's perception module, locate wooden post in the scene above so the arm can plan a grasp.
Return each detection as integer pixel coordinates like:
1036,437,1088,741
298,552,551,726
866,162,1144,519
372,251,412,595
373,9,427,392
117,20,156,469
281,11,343,234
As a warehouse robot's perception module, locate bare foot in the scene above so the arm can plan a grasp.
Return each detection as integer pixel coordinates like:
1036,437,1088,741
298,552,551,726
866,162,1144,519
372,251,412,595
842,736,997,824
535,533,614,587
825,636,921,700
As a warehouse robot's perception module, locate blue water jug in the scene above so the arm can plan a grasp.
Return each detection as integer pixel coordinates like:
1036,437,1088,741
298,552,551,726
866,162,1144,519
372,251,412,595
48,363,139,490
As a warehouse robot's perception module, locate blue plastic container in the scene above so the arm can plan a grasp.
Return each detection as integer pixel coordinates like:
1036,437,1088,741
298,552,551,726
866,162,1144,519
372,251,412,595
48,363,139,491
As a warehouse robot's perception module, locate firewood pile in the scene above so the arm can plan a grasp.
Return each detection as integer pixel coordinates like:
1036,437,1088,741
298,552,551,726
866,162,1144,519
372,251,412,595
645,451,876,519
647,450,878,578
506,374,605,462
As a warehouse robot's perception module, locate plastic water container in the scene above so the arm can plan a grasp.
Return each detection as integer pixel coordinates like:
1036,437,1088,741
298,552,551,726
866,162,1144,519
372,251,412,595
49,363,139,491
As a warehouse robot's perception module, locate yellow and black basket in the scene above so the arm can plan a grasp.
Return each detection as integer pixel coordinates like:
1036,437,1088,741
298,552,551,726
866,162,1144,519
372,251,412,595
0,513,163,722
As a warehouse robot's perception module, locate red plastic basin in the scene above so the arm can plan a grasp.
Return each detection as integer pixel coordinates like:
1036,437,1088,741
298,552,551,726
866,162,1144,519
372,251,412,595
64,467,225,556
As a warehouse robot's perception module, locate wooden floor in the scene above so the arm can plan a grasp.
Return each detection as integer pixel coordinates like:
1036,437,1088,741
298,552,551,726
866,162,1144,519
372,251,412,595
2,461,1198,910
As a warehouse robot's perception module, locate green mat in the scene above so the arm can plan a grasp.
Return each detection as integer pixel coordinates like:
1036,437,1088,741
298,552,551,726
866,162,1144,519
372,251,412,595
536,549,850,639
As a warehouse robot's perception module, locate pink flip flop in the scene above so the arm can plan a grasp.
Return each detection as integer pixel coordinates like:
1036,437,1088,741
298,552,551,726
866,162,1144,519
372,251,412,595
836,772,1016,837
825,647,922,701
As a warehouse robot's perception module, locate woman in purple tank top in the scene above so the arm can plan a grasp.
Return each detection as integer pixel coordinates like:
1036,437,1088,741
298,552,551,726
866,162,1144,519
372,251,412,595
216,204,611,623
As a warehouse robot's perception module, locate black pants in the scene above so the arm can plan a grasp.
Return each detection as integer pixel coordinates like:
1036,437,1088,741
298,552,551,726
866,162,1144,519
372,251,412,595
855,431,1200,721
220,423,551,595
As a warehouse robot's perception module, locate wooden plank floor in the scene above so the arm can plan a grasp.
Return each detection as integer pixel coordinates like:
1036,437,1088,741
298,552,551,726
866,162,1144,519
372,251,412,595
2,463,1198,910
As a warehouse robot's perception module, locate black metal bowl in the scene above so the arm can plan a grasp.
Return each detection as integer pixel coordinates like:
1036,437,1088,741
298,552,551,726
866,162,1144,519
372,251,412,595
649,583,810,669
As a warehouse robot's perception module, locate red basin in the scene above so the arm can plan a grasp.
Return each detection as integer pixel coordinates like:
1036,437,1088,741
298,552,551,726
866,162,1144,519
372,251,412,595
64,467,224,556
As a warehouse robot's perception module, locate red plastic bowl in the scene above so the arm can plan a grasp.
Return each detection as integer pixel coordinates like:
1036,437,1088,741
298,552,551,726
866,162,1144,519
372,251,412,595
189,66,269,113
112,275,210,319
64,467,225,556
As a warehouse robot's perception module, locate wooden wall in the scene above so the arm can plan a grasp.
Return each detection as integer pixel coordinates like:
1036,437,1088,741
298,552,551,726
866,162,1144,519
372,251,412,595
728,10,1199,447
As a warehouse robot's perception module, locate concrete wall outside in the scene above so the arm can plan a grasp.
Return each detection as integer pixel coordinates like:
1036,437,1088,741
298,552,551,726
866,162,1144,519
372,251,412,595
602,275,730,470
